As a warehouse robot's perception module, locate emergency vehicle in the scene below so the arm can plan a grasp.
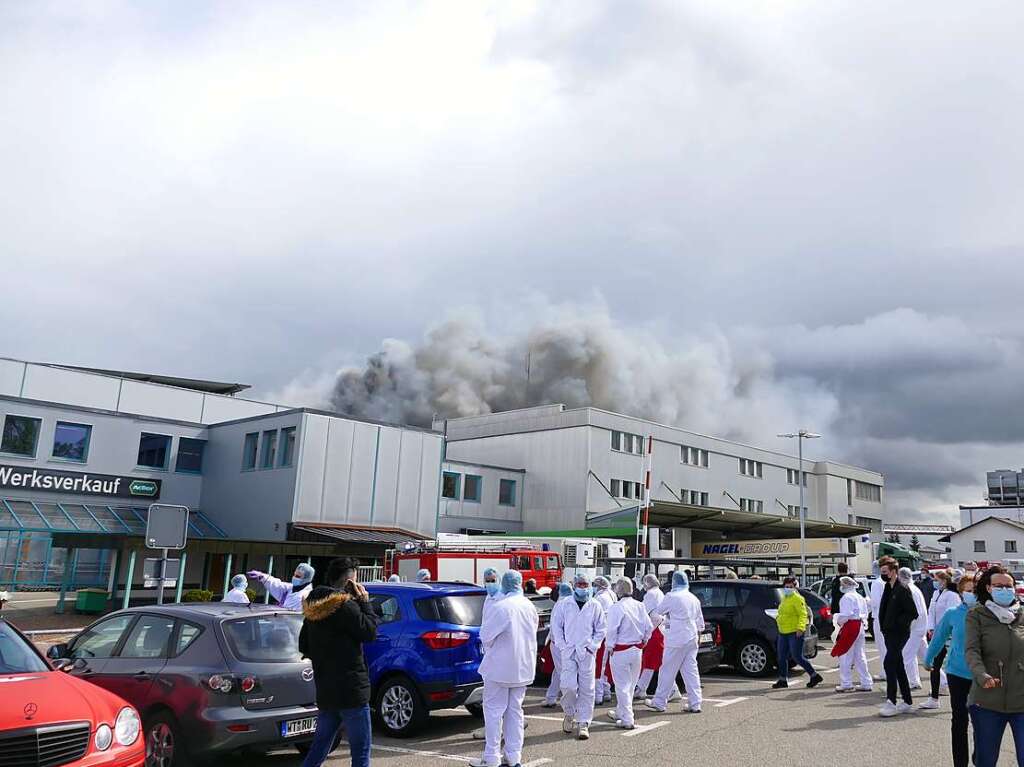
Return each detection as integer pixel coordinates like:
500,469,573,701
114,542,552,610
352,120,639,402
437,533,626,584
384,538,562,589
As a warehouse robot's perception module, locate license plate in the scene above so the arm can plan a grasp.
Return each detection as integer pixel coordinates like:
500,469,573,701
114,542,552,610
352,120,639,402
281,716,317,738
699,632,713,645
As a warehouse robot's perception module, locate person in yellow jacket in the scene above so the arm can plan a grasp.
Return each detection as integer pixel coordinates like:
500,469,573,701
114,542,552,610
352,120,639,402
771,576,823,690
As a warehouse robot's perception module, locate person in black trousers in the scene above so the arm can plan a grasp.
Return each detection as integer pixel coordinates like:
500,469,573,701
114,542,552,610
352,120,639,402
877,555,919,717
830,562,849,618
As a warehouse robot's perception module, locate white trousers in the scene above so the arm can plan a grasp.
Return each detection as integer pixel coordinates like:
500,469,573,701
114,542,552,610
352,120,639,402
652,641,701,710
560,648,597,725
873,616,887,677
903,629,928,687
544,644,562,704
635,668,654,698
609,647,642,727
838,629,872,688
482,683,527,766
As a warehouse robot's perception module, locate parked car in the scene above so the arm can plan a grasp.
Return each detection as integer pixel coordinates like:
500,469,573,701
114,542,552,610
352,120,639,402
47,604,318,766
363,582,487,737
688,579,818,677
801,589,834,640
809,576,876,639
1,617,145,766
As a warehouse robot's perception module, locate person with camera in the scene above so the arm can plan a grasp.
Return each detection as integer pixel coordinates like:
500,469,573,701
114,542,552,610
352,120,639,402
298,557,380,767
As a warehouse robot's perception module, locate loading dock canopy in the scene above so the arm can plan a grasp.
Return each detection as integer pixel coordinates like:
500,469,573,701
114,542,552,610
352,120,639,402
290,523,429,549
588,500,871,539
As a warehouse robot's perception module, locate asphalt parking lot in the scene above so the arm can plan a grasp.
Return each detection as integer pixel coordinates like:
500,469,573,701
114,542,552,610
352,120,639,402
245,642,1021,767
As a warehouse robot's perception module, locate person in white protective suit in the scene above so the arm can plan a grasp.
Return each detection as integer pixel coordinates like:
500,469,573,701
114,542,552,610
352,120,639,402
834,576,873,692
416,568,431,582
634,574,681,702
592,575,617,704
604,577,653,729
223,574,250,604
551,573,606,740
473,567,507,741
247,562,314,611
471,570,538,767
901,567,929,690
543,583,574,707
870,567,888,682
646,570,705,714
387,574,401,583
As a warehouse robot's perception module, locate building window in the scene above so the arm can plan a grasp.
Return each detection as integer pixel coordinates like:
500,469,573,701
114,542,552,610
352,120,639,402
740,458,763,478
1007,540,1018,554
786,504,808,518
682,489,708,506
610,479,622,498
611,431,643,454
681,445,709,467
611,479,642,500
974,540,986,553
739,498,763,514
442,472,461,499
611,431,621,451
659,528,674,550
279,427,296,467
175,438,206,474
52,421,91,462
1,415,41,457
260,430,278,469
499,479,517,506
464,474,482,502
786,469,808,486
847,479,853,506
855,482,882,503
137,433,172,470
242,432,259,470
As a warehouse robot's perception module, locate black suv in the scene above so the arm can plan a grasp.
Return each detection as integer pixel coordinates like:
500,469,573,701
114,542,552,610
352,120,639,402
688,580,818,677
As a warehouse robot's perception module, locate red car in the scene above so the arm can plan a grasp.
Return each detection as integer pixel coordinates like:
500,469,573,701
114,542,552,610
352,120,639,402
0,618,144,767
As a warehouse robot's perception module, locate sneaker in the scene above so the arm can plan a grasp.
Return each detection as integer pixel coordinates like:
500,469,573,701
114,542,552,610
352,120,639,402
896,702,914,714
606,710,619,722
615,720,635,730
541,701,558,708
918,697,940,710
643,700,666,712
878,701,899,717
470,760,499,767
577,724,590,741
807,673,824,689
857,685,875,692
684,707,702,714
835,685,856,693
771,680,789,690
562,715,574,734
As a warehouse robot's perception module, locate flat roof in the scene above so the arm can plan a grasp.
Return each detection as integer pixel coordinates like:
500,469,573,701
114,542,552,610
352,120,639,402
51,364,250,395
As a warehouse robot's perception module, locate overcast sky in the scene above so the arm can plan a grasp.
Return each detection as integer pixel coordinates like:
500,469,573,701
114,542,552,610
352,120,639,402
3,1,1023,525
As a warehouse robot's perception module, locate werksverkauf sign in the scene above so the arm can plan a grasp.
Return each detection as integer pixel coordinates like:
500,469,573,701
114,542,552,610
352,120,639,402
0,464,162,500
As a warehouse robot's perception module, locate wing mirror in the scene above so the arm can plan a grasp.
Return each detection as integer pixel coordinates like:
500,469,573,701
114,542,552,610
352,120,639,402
51,658,72,672
46,643,68,660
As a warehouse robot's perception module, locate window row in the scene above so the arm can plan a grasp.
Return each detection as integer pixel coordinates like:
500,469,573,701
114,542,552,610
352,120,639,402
739,458,763,478
242,427,297,471
786,504,808,518
681,445,709,467
855,481,882,503
1,414,207,473
973,540,1020,553
786,468,808,486
442,472,517,506
610,478,643,501
739,497,763,514
611,431,644,455
682,488,709,506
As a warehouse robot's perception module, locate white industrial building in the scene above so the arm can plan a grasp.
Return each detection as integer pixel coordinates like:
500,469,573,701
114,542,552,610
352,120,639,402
940,517,1024,568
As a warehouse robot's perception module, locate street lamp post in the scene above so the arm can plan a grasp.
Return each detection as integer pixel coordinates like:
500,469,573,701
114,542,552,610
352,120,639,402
777,430,821,586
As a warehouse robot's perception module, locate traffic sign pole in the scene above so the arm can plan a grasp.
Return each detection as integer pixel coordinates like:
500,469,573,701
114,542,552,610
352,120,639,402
156,547,168,605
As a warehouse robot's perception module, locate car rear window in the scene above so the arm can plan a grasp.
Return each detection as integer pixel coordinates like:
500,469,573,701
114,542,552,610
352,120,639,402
222,614,303,663
415,595,485,626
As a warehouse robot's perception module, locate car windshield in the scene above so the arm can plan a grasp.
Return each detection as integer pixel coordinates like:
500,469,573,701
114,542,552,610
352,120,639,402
0,621,49,674
222,613,303,663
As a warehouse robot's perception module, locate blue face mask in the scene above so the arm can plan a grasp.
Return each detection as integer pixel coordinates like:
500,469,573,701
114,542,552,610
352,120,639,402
292,577,306,587
782,587,795,597
992,587,1017,607
485,582,500,596
962,592,977,607
574,587,591,601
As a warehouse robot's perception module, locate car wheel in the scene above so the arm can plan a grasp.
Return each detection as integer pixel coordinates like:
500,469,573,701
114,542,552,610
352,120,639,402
375,677,427,737
145,712,183,767
466,703,484,719
736,639,772,677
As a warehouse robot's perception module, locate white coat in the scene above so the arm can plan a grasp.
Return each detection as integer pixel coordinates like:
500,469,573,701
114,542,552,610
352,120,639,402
479,592,539,686
261,575,312,612
927,587,960,632
869,577,885,618
908,582,928,635
606,597,653,649
595,589,616,613
655,588,705,647
836,590,868,628
551,597,606,657
643,587,665,616
223,588,250,604
483,591,506,623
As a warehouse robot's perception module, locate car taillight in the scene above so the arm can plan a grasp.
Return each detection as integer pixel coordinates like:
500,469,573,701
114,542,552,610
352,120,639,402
205,674,260,693
421,631,472,650
240,676,258,693
715,624,723,646
819,607,832,620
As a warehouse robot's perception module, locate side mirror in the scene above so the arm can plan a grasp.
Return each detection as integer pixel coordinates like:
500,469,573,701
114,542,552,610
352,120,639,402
51,658,72,672
46,643,68,660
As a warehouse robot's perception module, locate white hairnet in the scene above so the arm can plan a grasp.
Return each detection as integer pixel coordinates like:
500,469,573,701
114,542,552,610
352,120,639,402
671,570,689,590
501,570,524,594
573,573,591,588
558,582,573,598
294,563,315,584
898,567,913,584
388,574,401,582
416,568,431,582
613,577,634,599
839,576,857,590
482,567,499,580
642,574,660,590
592,575,610,591
230,574,247,590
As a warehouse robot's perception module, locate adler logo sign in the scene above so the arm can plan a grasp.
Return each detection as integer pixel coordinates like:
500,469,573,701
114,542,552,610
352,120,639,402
0,464,162,500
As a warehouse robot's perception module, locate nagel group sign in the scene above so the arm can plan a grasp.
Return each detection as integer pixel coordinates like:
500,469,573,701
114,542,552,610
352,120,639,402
692,537,845,559
0,464,161,500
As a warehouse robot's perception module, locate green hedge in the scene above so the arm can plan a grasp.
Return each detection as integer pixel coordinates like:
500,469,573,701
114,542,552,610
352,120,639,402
182,589,214,603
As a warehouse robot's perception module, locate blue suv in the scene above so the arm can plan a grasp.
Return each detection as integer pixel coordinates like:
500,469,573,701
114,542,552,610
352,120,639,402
363,582,486,737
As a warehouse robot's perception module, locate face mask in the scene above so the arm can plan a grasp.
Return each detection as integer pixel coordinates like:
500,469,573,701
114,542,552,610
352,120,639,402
782,587,794,597
485,582,500,597
292,577,306,587
574,587,591,601
992,587,1017,607
962,592,977,607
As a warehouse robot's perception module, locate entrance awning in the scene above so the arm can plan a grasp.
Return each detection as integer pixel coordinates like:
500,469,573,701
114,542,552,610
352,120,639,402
586,500,871,539
289,523,429,550
0,497,227,538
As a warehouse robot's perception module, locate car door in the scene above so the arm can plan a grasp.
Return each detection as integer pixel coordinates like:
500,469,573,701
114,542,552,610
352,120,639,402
691,584,738,647
94,613,175,711
64,614,137,684
365,592,405,685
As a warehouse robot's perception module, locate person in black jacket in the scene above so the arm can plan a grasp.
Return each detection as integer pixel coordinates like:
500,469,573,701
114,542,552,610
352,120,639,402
299,557,379,767
830,562,849,617
877,555,918,717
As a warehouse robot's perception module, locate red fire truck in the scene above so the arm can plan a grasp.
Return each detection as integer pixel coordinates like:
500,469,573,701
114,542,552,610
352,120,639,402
384,539,563,590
